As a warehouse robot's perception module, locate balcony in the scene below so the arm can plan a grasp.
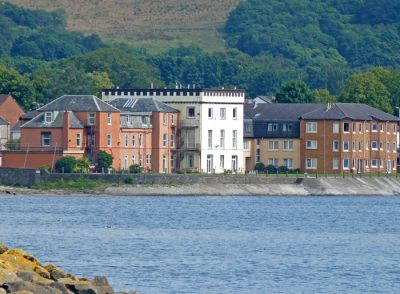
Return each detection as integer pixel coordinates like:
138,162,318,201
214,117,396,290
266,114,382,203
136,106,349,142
180,120,199,128
181,143,201,151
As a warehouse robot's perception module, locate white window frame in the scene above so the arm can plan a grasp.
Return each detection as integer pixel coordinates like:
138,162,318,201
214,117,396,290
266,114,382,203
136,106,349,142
343,159,350,170
306,140,317,150
220,108,226,120
187,106,195,118
107,113,112,125
88,113,95,125
343,140,350,151
220,130,225,148
306,158,317,169
333,140,339,151
41,132,51,147
107,134,112,147
333,158,339,170
268,140,279,151
163,133,168,147
283,140,293,151
232,130,237,149
332,122,339,134
76,133,81,147
208,108,213,119
306,122,317,133
44,112,53,123
233,107,237,120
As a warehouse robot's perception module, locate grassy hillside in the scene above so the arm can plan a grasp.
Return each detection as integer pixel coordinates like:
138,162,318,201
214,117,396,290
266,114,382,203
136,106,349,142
7,0,240,52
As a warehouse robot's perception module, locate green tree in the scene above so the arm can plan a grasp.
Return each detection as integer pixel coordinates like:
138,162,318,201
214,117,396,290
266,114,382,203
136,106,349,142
340,72,393,114
276,80,315,103
75,156,91,173
55,156,77,173
313,88,337,103
87,71,113,97
97,151,113,172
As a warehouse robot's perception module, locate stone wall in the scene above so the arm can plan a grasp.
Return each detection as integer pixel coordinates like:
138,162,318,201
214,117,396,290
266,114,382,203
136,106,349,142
0,167,41,186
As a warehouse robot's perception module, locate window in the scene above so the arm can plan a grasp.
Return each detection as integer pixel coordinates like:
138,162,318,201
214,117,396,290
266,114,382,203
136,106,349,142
343,159,350,169
163,113,167,125
380,142,383,150
359,123,363,133
162,155,167,173
268,123,278,132
343,140,349,151
333,122,339,133
333,140,339,151
394,142,397,152
124,156,129,170
107,113,112,125
268,141,279,150
371,159,378,168
268,158,279,167
306,158,317,169
220,130,225,148
233,107,237,119
76,133,81,147
283,123,293,132
132,135,136,147
44,112,53,123
232,130,237,149
220,155,224,169
352,140,356,151
125,134,129,147
187,107,195,118
365,159,369,167
170,155,175,168
187,129,195,148
380,124,384,132
283,140,293,151
41,132,51,147
353,122,357,133
163,133,167,147
372,122,378,132
220,108,226,120
366,140,369,150
171,114,175,125
343,122,350,132
208,108,213,119
170,134,175,147
359,141,363,151
365,122,369,132
371,141,378,150
88,113,95,125
139,134,143,147
244,139,249,150
146,154,151,165
208,130,213,148
306,140,317,149
107,134,112,147
256,149,260,163
132,155,136,165
333,158,339,170
284,158,293,168
387,141,390,151
306,122,317,133
139,154,143,166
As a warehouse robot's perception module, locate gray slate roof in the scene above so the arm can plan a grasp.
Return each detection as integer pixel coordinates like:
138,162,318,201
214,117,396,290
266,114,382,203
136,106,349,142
301,103,399,121
245,102,399,122
39,95,119,112
22,111,84,129
109,98,179,113
245,103,324,121
0,116,9,125
21,111,39,121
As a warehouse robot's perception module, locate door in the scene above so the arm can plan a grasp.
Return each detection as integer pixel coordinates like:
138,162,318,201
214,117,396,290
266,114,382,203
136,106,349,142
207,155,213,173
231,155,237,173
357,159,363,173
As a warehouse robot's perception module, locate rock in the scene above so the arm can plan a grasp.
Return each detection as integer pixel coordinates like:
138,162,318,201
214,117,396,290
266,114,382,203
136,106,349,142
45,264,68,280
93,276,115,294
0,243,8,254
3,281,61,294
0,288,6,294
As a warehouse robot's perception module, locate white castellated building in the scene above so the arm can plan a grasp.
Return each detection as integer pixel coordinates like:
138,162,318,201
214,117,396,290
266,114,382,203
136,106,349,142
102,88,245,173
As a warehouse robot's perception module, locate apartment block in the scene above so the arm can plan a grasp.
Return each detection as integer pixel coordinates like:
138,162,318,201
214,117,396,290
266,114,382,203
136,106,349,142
245,102,399,174
102,88,245,173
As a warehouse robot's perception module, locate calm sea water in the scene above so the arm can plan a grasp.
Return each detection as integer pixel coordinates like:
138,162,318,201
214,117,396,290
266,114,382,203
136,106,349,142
0,195,400,293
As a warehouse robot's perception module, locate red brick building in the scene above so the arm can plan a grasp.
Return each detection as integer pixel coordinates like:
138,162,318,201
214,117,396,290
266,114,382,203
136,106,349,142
2,95,179,173
0,94,25,128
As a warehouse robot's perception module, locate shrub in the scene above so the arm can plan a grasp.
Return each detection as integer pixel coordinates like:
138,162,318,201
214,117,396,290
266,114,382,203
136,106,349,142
5,139,20,150
38,164,51,172
124,176,134,184
97,151,113,172
130,164,142,174
278,166,289,173
255,162,265,172
55,156,77,173
75,156,90,173
266,164,277,174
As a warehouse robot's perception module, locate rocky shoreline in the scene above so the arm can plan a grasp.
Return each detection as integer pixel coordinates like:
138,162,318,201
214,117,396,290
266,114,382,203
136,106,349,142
0,243,134,294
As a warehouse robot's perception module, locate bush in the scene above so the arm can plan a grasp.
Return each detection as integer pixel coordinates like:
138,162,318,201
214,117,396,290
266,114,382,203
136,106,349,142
75,156,90,173
266,164,277,174
278,166,289,173
97,151,113,172
129,164,142,174
5,139,20,150
55,156,77,173
38,164,51,172
255,162,265,172
124,176,135,185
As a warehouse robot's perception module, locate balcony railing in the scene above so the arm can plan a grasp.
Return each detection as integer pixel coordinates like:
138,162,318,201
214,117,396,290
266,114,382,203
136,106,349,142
180,120,199,128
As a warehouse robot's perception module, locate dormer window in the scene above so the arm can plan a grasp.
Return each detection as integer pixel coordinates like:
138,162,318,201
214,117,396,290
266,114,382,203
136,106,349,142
44,112,53,123
88,113,95,125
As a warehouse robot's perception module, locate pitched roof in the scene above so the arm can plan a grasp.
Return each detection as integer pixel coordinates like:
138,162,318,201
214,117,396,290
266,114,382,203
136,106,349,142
0,115,9,125
108,98,179,113
0,94,11,106
20,110,39,121
300,103,399,121
245,103,324,121
22,111,84,129
38,95,119,112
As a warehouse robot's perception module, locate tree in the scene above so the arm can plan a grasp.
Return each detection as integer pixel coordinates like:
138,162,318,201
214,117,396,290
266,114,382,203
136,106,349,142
275,80,315,103
55,156,77,173
75,156,91,173
340,72,393,114
87,71,113,97
97,151,113,172
313,88,337,103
